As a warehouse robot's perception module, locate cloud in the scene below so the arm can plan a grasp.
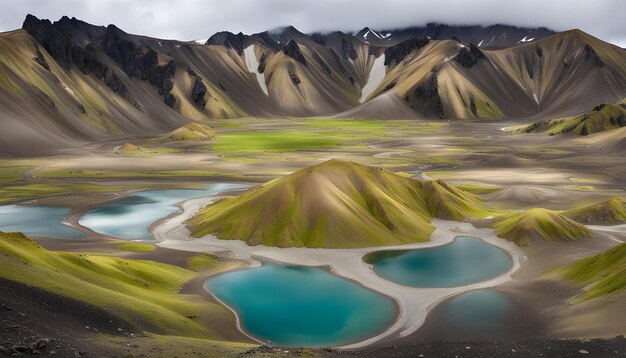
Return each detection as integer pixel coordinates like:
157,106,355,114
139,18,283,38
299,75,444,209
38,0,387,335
0,0,624,46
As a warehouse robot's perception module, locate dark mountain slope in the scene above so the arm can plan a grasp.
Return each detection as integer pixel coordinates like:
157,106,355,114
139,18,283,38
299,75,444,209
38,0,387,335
1,16,625,152
363,30,626,120
355,23,554,47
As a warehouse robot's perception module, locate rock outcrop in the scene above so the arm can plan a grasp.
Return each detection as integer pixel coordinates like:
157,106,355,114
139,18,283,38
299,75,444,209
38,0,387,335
455,43,486,67
283,40,306,64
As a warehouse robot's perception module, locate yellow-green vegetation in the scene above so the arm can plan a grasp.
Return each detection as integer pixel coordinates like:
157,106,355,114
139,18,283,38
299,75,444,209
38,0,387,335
560,242,626,301
188,160,489,248
491,208,590,246
0,232,241,340
117,242,157,252
565,197,626,224
187,253,217,271
212,130,341,153
163,123,216,142
210,118,448,154
523,102,626,136
0,159,39,184
304,118,447,133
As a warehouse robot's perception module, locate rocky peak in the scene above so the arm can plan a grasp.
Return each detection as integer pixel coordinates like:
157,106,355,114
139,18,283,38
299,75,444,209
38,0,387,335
249,31,282,52
283,40,306,65
455,43,486,67
384,38,430,67
206,31,247,55
341,38,358,61
23,14,73,69
310,33,327,46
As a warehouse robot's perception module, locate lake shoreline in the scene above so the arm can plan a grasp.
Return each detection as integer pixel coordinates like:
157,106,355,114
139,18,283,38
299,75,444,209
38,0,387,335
5,182,623,349
152,191,526,349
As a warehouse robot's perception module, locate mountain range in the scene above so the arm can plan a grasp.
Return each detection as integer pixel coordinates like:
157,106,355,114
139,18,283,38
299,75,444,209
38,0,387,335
0,15,625,153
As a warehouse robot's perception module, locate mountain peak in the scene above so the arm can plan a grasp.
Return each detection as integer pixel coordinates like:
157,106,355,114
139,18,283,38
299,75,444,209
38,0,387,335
492,208,590,246
565,197,626,224
187,160,487,248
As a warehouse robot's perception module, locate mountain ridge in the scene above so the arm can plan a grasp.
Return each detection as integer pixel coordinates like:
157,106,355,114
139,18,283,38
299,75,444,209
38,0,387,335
1,15,625,152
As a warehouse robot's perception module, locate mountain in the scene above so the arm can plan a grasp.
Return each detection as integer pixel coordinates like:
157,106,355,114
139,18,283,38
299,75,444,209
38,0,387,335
0,15,250,153
187,160,488,248
565,197,626,224
355,23,554,48
1,15,625,152
491,208,590,246
522,100,626,136
560,242,626,301
358,30,626,120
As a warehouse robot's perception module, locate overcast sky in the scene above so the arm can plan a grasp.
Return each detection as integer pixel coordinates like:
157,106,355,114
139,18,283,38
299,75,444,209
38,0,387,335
0,0,624,46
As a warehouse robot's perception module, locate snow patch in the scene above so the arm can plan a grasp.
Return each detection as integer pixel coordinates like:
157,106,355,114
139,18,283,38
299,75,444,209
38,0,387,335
533,93,539,105
370,29,385,39
477,40,484,47
362,29,390,41
194,39,208,44
518,36,535,43
174,44,181,48
243,45,269,96
360,54,386,103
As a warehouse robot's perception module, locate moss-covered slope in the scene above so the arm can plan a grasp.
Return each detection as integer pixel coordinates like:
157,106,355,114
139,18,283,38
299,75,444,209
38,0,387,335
561,242,626,301
565,197,626,225
491,208,590,246
162,123,216,142
114,143,149,155
0,232,240,340
523,102,626,136
188,159,488,248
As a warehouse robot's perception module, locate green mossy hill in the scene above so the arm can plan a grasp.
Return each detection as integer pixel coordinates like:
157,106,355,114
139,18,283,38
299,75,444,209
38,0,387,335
523,102,626,136
0,232,236,339
188,159,488,248
115,143,149,154
561,242,626,301
565,197,626,224
491,208,590,246
163,123,215,142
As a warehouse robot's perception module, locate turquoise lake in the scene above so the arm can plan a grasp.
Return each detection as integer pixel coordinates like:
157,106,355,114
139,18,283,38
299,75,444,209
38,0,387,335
0,205,84,238
364,237,512,287
205,263,396,348
79,183,246,240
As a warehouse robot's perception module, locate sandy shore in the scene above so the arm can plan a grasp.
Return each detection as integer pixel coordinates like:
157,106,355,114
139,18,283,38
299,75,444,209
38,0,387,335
152,194,526,349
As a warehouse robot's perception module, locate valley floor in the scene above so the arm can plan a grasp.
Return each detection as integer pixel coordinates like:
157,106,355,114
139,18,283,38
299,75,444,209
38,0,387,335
1,117,626,356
